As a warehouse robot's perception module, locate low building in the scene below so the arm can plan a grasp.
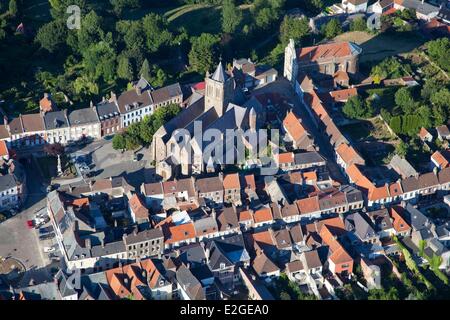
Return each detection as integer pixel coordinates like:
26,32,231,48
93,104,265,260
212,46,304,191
342,0,368,13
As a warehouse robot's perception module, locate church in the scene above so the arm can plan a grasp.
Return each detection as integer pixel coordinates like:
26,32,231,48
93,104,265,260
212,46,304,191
150,61,268,180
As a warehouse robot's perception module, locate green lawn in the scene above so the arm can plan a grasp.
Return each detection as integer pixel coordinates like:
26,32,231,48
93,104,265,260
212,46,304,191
167,4,222,36
334,30,427,63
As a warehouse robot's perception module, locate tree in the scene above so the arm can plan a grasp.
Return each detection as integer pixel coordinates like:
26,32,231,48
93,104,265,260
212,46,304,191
368,288,399,300
110,0,139,16
117,55,133,81
395,141,408,158
350,17,367,32
44,143,65,175
280,16,309,46
112,133,126,151
82,41,117,82
74,11,106,53
252,0,285,31
342,96,372,119
116,20,145,52
188,33,220,73
370,57,405,83
322,19,342,39
150,67,168,88
142,13,174,54
427,38,450,72
49,0,86,20
279,291,291,300
36,20,68,53
140,59,151,80
44,143,65,157
8,0,18,17
306,0,324,15
431,88,450,110
222,0,242,34
395,87,416,114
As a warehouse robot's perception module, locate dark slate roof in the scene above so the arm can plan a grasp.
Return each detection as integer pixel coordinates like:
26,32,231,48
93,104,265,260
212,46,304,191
55,270,77,298
404,203,430,230
68,107,99,126
0,174,17,192
150,83,182,104
43,110,69,130
206,234,249,270
178,243,207,267
211,61,228,83
95,101,120,119
123,228,164,245
341,185,364,203
294,151,325,166
176,265,205,300
367,208,393,232
345,212,377,240
117,88,153,114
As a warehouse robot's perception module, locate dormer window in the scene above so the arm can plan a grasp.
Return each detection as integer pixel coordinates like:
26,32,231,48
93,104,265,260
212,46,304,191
220,263,226,270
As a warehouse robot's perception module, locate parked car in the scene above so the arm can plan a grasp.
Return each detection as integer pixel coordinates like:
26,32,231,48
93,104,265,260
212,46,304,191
43,246,56,253
39,226,53,235
26,220,34,229
48,253,60,261
39,233,55,241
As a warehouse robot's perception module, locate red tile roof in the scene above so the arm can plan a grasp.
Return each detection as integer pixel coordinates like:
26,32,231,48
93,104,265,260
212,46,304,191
0,141,8,158
336,143,364,166
277,152,294,164
431,151,449,169
223,173,241,190
296,196,320,215
283,111,307,143
329,88,357,102
297,42,354,62
253,207,273,223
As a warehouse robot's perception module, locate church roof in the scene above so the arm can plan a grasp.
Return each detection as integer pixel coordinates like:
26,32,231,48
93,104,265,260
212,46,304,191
211,61,228,83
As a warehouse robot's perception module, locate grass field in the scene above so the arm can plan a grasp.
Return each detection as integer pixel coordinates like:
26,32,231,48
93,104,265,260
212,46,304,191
334,31,427,63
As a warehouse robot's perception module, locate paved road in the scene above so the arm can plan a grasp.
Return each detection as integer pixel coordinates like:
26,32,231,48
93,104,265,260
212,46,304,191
0,157,53,287
253,79,348,184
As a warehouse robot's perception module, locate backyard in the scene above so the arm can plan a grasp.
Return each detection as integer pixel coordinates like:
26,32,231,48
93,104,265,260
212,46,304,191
340,116,401,165
334,30,427,64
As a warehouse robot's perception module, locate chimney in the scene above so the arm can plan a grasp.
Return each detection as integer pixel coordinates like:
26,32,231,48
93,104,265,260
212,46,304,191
3,116,8,125
109,91,117,102
136,85,142,95
85,238,91,249
90,101,94,108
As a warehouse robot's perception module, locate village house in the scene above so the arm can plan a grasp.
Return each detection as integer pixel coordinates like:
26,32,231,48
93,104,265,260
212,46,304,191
95,99,121,137
43,110,70,144
68,105,101,142
232,58,278,89
7,113,46,148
